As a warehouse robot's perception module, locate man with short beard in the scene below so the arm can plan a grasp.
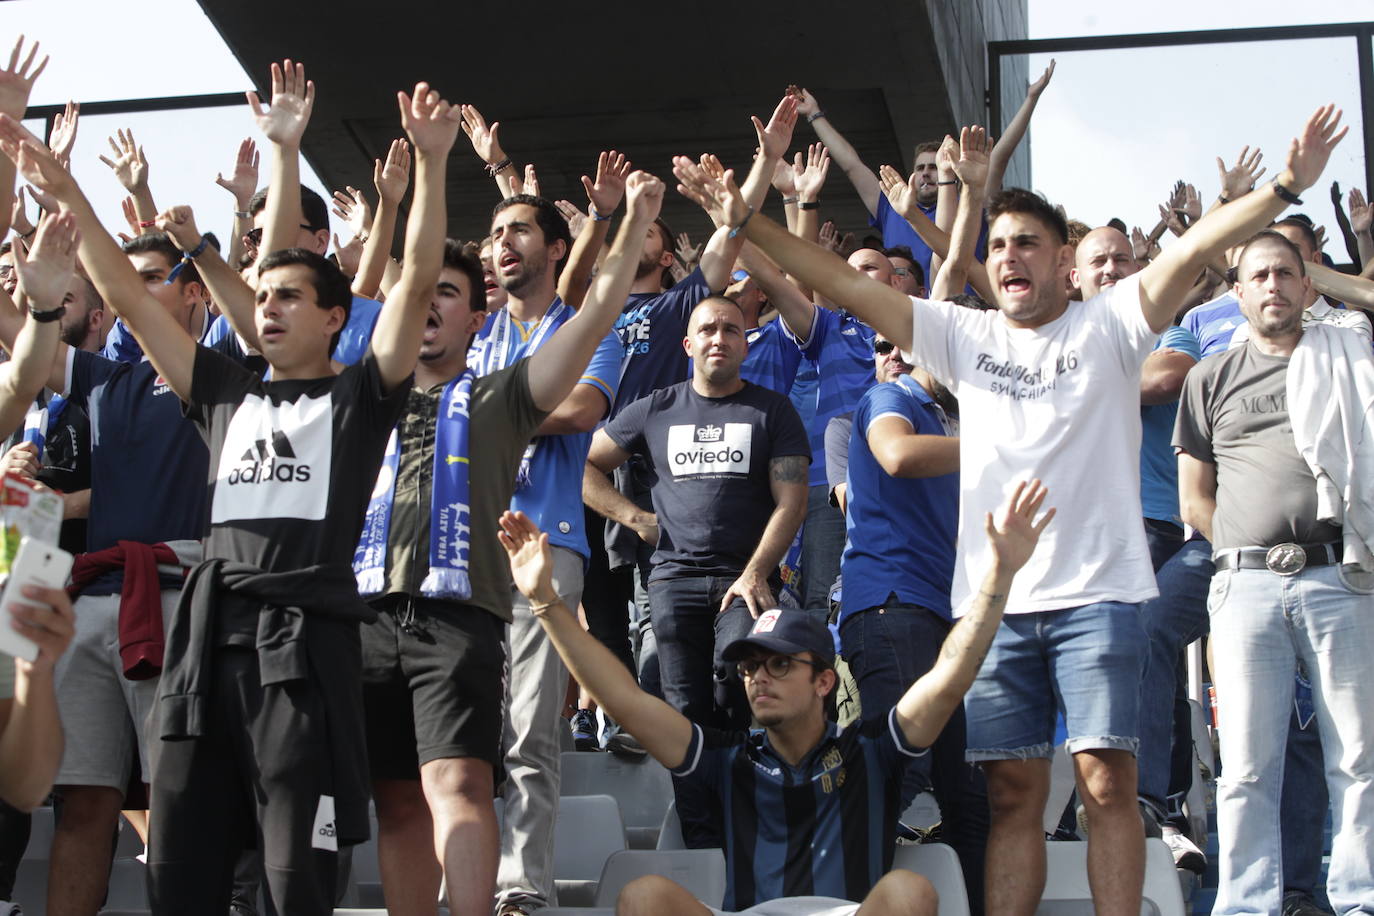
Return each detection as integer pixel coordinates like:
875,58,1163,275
471,170,627,915
1175,229,1374,915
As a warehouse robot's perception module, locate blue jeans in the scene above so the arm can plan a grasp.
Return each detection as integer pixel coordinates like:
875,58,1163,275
1208,564,1374,915
1281,702,1328,900
1137,536,1212,813
647,574,755,849
965,601,1146,759
799,485,845,610
841,603,988,915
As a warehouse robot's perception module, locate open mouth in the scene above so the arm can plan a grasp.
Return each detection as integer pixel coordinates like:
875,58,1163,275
498,252,520,273
1002,275,1030,294
423,312,441,343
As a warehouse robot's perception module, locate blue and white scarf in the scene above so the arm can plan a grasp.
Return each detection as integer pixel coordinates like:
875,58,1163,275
21,394,67,462
353,371,475,599
469,301,570,489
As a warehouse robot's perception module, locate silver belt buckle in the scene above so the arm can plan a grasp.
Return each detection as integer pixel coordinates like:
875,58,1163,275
1265,543,1307,575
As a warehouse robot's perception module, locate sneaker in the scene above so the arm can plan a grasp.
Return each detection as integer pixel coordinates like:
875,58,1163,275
495,904,531,916
1162,825,1206,874
1281,892,1331,916
570,709,598,752
603,725,647,758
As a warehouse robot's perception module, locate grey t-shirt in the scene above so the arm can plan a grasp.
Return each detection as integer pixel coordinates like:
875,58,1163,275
1173,342,1341,550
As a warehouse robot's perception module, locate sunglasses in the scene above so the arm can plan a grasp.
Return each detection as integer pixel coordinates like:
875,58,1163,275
873,339,896,355
244,224,315,246
736,654,821,681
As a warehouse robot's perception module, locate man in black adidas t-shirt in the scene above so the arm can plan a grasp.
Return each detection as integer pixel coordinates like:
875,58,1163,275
1,61,460,913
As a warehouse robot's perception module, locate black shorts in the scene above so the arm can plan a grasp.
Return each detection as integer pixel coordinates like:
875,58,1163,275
361,596,506,777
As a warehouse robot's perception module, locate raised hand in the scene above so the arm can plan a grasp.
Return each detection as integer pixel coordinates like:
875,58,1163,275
0,115,75,199
1284,104,1347,192
1216,145,1265,201
119,196,140,238
215,137,260,208
771,158,797,197
582,149,632,216
877,163,919,216
459,103,505,165
331,186,371,242
984,479,1055,575
9,187,34,237
675,231,701,266
1028,59,1055,98
98,129,149,192
1349,187,1372,234
818,219,841,253
951,125,991,190
1314,224,1327,252
936,134,958,180
791,86,819,119
246,60,315,148
698,153,726,183
25,182,56,215
333,232,363,277
13,210,80,311
497,510,558,607
153,205,203,253
555,200,587,239
1180,183,1202,223
398,81,462,158
508,163,540,198
673,155,748,227
752,93,799,162
48,101,79,169
793,142,830,201
1130,226,1159,263
1158,202,1188,238
0,37,48,120
624,170,665,223
374,138,411,204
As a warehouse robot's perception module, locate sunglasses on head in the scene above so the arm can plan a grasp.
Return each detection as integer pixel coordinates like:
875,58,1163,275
736,654,821,680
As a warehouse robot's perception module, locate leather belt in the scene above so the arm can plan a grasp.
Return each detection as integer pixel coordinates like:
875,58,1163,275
1214,541,1340,576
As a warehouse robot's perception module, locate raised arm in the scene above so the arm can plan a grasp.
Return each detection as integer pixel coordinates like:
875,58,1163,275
213,137,260,268
529,171,661,412
986,60,1054,194
1206,146,1266,217
895,480,1054,748
557,150,630,310
499,510,692,767
98,129,157,226
0,213,73,435
1139,105,1347,333
248,60,314,259
372,83,461,391
1347,187,1374,272
792,142,830,246
793,88,881,215
155,205,259,350
867,415,960,478
931,127,991,300
354,138,409,299
459,104,519,199
0,116,197,398
0,38,48,240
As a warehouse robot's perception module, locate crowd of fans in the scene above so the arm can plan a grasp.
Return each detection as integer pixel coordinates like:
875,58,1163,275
0,31,1372,916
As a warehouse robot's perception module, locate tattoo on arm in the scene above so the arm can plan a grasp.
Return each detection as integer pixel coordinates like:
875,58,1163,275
770,454,808,484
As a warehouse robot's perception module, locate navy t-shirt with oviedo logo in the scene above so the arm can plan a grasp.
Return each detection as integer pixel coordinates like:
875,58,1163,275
602,380,809,583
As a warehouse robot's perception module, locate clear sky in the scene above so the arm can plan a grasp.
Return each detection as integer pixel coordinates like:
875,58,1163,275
3,0,1372,264
1027,2,1371,261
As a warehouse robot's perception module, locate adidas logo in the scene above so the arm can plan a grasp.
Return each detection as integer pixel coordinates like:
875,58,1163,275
228,427,312,485
695,424,723,443
241,428,297,462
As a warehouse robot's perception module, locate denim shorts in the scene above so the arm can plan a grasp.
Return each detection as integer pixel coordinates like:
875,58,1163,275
964,601,1146,761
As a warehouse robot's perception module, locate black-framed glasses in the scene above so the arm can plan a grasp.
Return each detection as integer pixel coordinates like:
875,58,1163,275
873,339,896,355
736,654,821,680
